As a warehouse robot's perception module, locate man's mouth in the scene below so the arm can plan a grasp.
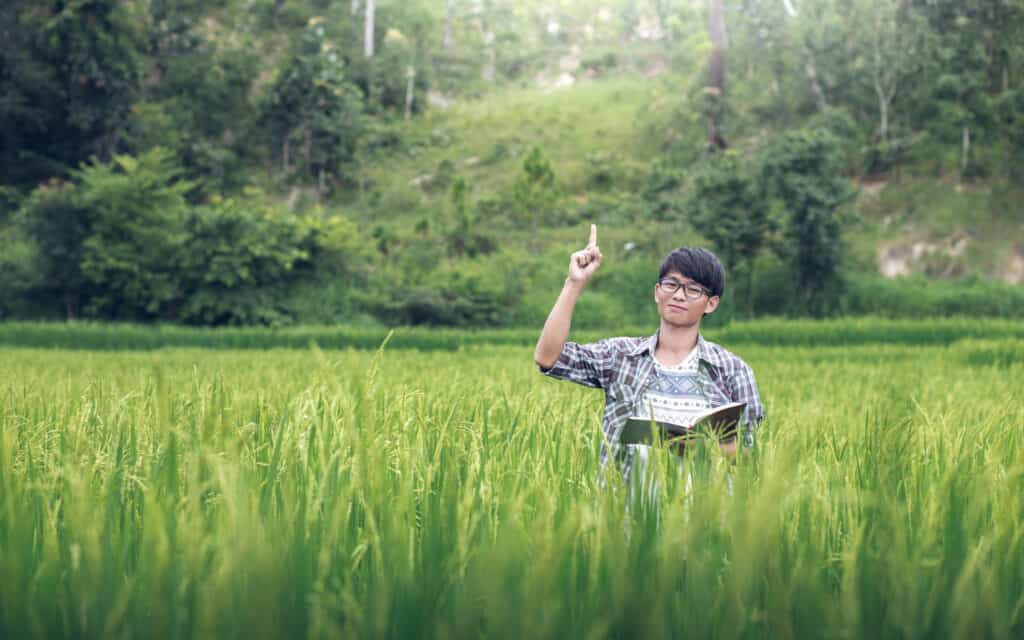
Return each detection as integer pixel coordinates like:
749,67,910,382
667,304,687,312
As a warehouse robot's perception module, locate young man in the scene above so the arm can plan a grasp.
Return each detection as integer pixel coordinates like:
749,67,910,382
534,224,765,484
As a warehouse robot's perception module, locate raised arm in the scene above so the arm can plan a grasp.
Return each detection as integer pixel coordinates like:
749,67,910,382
534,224,603,369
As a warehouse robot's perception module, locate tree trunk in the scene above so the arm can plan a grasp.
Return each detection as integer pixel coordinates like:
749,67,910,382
364,0,375,58
654,0,672,42
961,124,970,175
805,61,829,111
705,0,728,150
444,0,454,49
351,0,360,15
304,126,312,175
64,293,78,321
875,79,889,142
404,67,416,120
482,29,496,82
779,1,828,112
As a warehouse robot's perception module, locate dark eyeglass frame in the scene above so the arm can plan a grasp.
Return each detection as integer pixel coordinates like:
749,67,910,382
656,278,712,300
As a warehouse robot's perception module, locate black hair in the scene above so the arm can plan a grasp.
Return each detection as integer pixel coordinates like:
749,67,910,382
658,247,725,298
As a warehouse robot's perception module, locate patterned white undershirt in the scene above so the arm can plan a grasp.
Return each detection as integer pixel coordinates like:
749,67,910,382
628,345,711,498
633,345,712,426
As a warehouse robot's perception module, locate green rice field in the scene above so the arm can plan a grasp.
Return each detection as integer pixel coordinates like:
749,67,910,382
1,320,1023,638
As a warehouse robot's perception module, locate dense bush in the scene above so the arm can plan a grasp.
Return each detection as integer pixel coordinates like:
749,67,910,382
375,252,535,327
15,151,368,326
760,127,858,315
20,149,189,320
840,273,1024,318
0,231,37,319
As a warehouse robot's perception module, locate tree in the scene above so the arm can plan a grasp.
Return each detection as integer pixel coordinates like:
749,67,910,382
688,154,772,312
445,176,496,258
845,0,930,144
444,0,455,49
704,0,729,149
513,146,559,235
21,148,190,320
131,0,259,195
365,0,376,58
480,0,497,82
261,19,365,194
913,0,1024,175
18,179,94,319
77,150,191,319
760,128,856,314
0,0,147,188
180,197,313,326
775,0,831,112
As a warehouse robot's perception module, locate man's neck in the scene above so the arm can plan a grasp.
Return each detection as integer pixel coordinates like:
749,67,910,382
655,321,701,361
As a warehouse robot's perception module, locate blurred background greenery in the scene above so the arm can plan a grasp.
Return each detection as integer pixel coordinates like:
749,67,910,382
2,0,1023,328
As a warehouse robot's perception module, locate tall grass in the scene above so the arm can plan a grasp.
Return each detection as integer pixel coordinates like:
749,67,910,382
1,337,1022,638
2,317,1024,351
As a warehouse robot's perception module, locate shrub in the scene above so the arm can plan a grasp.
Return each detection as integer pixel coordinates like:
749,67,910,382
513,147,560,233
0,231,37,319
180,197,368,326
688,153,772,313
760,128,857,315
20,149,190,320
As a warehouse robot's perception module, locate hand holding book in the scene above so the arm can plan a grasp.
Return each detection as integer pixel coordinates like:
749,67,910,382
619,402,746,455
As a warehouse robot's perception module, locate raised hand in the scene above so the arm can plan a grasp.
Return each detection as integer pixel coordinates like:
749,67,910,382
568,224,602,283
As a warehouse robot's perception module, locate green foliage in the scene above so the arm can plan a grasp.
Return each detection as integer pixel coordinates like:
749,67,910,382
180,197,309,325
78,150,191,319
912,0,1024,174
840,272,1024,318
642,159,688,221
760,128,857,313
362,12,433,114
2,0,1024,327
129,1,260,195
688,153,772,306
17,150,368,325
6,317,1024,351
261,19,366,194
19,149,192,320
0,230,37,319
179,198,369,326
377,254,520,326
512,146,560,232
445,176,497,258
18,180,93,318
0,0,148,187
995,89,1024,167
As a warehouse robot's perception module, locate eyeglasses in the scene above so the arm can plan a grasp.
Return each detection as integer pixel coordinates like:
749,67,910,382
657,279,710,300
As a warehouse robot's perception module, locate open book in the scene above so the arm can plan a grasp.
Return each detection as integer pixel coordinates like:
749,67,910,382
619,401,746,449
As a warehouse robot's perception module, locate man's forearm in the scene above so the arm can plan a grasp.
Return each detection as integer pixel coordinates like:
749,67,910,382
534,278,586,368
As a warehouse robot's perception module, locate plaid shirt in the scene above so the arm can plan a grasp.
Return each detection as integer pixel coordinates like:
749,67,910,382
539,331,765,473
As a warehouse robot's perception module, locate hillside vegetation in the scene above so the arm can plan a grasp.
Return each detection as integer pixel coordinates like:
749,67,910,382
2,0,1023,326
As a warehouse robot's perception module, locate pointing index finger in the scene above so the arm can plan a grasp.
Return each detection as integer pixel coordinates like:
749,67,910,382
588,223,597,248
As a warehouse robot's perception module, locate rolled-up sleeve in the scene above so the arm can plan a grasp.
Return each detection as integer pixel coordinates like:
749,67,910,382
538,340,616,389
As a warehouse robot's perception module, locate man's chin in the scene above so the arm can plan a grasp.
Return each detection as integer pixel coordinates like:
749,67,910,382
660,315,699,328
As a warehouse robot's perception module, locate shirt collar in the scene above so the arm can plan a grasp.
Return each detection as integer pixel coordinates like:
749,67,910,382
628,329,718,370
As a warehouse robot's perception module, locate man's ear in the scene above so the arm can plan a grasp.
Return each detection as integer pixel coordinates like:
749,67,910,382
704,296,720,314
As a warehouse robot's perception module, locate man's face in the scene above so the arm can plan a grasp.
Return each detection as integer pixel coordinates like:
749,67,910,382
653,270,719,327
